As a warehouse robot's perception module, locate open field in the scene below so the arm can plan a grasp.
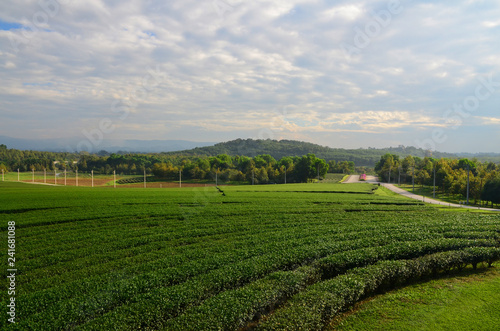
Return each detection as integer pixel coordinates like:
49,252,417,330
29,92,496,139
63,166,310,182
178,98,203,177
1,181,499,330
0,172,216,188
397,183,496,209
321,173,348,183
2,172,130,187
330,265,500,331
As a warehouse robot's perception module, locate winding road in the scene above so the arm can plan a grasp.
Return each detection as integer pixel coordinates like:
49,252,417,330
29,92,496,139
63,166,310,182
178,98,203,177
343,175,500,212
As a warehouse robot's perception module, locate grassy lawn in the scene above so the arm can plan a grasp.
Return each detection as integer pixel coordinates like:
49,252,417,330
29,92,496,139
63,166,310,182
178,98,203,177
398,183,463,203
322,173,348,183
398,184,473,204
397,184,498,210
330,264,500,331
375,185,406,198
380,185,497,214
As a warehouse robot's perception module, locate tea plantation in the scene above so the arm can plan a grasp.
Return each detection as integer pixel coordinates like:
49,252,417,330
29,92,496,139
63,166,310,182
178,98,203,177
1,182,499,330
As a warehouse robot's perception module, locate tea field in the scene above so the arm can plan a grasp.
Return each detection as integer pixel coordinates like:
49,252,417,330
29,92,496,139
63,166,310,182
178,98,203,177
1,181,499,330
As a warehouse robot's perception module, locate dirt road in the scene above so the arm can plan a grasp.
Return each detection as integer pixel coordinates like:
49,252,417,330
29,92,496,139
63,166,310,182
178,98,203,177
342,175,360,183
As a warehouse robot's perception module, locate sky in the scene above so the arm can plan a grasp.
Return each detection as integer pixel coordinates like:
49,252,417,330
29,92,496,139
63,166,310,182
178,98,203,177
1,0,500,153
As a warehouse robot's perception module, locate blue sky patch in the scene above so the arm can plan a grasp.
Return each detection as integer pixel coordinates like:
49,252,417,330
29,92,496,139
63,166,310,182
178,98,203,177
23,82,54,87
0,20,23,31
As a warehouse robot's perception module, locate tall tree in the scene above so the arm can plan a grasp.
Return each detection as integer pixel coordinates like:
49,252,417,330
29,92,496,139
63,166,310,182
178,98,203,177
481,176,500,207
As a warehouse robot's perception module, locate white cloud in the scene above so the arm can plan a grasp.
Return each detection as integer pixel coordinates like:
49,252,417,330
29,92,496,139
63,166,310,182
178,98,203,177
4,61,16,68
0,0,499,152
322,5,364,21
476,116,500,125
482,20,500,28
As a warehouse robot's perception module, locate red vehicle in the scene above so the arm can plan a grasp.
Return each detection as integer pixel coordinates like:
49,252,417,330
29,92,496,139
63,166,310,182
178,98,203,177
359,174,367,181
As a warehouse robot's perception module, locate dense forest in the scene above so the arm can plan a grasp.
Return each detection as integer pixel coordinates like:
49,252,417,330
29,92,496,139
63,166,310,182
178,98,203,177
0,144,79,172
152,153,331,184
375,153,500,207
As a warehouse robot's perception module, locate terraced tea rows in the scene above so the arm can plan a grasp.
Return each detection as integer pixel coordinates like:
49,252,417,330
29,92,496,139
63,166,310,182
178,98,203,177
0,182,499,330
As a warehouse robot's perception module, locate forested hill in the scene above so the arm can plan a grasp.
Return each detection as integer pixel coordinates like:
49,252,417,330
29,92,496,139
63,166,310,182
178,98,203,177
163,139,456,166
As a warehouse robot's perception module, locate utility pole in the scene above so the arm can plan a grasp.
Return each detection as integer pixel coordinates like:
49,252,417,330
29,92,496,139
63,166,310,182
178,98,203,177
398,167,401,186
92,170,94,187
433,164,436,199
284,166,287,184
44,168,46,184
388,166,391,184
113,170,116,188
252,169,254,185
17,168,20,182
32,168,35,183
412,166,415,193
64,169,67,186
179,169,182,188
76,169,78,187
317,164,320,182
54,169,57,185
215,168,220,187
144,169,146,188
466,164,470,205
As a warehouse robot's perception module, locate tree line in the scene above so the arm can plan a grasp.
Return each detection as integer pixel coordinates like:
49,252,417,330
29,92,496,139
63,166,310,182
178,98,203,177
2,145,362,183
0,144,78,172
151,153,332,184
375,153,500,206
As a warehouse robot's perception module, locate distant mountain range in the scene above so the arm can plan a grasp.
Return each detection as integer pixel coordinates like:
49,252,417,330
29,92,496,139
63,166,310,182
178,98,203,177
0,136,215,153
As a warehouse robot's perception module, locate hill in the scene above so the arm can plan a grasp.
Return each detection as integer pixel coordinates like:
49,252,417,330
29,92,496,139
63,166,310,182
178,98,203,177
163,139,457,166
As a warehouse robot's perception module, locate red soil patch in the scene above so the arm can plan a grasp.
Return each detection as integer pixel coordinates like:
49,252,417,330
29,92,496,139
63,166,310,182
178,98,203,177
22,179,214,188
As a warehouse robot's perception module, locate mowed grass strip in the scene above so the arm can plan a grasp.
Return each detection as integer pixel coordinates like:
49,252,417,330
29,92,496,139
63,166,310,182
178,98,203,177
330,263,500,331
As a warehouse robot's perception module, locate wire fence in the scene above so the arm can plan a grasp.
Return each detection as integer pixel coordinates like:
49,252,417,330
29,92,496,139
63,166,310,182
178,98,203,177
0,171,217,188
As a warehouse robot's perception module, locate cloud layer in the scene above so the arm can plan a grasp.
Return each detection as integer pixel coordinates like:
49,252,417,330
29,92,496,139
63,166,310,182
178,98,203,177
1,0,500,152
